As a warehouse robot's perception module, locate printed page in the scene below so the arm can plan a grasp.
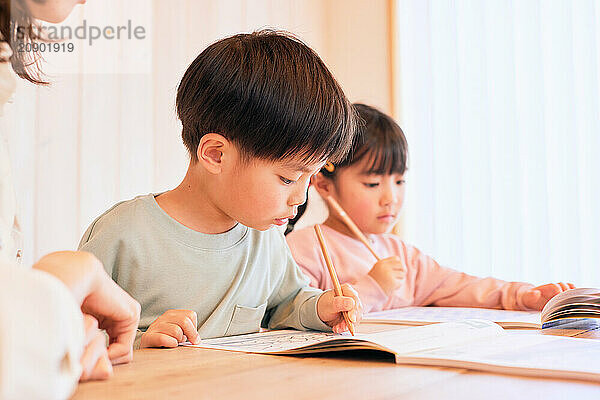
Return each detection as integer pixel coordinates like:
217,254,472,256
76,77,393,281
396,331,600,381
364,320,504,354
542,288,600,323
183,320,502,355
183,330,356,353
364,307,541,328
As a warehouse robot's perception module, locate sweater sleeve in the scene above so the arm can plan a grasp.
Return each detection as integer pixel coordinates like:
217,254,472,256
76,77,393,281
265,230,330,332
0,262,84,400
405,243,535,310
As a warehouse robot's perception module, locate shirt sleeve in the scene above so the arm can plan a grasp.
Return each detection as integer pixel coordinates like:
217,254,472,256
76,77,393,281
265,230,330,332
0,262,84,400
287,231,387,313
405,243,535,310
77,214,120,280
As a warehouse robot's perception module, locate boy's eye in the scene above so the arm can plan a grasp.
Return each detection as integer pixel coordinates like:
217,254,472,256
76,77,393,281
363,182,379,188
280,176,294,185
397,180,406,185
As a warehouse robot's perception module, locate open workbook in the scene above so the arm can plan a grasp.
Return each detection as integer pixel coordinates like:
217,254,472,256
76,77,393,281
363,307,541,328
542,288,600,327
184,320,600,383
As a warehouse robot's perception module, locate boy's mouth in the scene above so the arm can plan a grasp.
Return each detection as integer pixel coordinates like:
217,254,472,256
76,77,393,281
273,213,296,226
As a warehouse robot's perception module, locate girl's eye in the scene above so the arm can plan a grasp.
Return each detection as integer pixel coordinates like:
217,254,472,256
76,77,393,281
363,183,379,188
280,177,294,185
397,180,406,185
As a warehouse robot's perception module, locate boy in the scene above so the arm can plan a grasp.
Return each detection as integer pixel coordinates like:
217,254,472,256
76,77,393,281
79,31,362,348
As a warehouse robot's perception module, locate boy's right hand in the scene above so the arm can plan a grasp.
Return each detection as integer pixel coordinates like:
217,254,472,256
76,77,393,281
140,309,201,348
368,256,406,296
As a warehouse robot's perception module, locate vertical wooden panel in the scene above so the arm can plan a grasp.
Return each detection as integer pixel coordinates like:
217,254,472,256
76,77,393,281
245,0,272,30
118,1,154,205
7,0,393,262
151,0,189,193
322,0,392,112
32,6,85,255
3,81,37,265
78,2,123,230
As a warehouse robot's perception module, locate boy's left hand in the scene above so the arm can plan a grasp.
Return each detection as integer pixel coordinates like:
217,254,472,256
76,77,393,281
522,282,576,310
317,284,363,333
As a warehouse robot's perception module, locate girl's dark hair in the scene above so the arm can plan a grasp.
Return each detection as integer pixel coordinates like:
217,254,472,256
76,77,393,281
176,29,356,164
321,103,408,179
286,103,408,234
0,0,48,85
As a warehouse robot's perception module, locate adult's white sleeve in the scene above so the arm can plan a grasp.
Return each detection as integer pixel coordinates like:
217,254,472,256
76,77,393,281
0,262,84,400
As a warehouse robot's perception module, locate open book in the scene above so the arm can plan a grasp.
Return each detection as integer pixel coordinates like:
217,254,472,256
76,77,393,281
363,307,541,328
542,288,600,327
184,320,600,383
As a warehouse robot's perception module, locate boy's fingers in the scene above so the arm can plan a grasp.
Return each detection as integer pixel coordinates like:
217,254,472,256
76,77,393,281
333,296,355,312
336,320,348,333
154,322,185,342
567,283,575,289
558,282,569,291
142,332,179,348
163,311,200,344
180,317,201,345
164,310,198,326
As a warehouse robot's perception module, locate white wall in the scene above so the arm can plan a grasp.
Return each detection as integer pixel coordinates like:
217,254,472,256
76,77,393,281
2,0,393,266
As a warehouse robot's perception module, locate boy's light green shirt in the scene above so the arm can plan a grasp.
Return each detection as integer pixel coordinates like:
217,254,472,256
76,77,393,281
78,194,329,348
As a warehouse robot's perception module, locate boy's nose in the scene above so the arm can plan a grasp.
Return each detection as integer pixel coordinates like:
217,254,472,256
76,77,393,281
289,188,308,207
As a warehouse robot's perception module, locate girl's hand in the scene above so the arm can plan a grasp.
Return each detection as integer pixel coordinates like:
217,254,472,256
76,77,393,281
368,256,406,296
522,282,576,310
317,284,363,334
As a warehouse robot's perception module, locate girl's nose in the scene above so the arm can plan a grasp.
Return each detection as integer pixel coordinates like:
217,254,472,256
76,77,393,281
380,184,398,206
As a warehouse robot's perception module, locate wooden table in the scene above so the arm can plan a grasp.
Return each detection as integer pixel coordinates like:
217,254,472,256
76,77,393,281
72,322,600,400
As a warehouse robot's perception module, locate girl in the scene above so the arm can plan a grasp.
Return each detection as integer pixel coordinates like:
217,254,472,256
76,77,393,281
286,103,574,313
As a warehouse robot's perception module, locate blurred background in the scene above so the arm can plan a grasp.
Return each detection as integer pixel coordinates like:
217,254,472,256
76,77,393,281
1,0,599,286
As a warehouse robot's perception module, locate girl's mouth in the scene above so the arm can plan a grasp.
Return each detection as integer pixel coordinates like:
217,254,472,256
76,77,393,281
377,214,396,223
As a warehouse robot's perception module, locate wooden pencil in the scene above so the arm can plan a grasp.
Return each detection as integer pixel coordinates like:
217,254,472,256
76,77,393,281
325,195,381,261
313,224,356,336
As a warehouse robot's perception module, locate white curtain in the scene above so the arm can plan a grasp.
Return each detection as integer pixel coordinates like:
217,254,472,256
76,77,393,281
395,0,600,286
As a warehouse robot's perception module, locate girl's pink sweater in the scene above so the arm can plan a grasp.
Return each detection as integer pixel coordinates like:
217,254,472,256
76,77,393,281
286,225,534,313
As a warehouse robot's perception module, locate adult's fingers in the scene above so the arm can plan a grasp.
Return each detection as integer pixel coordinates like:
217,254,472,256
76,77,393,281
80,331,111,381
82,314,99,345
89,353,113,381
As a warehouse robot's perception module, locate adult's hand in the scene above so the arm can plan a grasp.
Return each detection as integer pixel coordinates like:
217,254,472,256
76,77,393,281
33,251,141,364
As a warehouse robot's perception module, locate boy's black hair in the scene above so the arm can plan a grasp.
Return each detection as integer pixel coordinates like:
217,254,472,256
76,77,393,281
286,103,408,234
176,30,356,164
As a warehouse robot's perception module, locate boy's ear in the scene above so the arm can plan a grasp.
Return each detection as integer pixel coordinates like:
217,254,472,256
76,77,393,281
196,133,230,174
311,173,334,198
